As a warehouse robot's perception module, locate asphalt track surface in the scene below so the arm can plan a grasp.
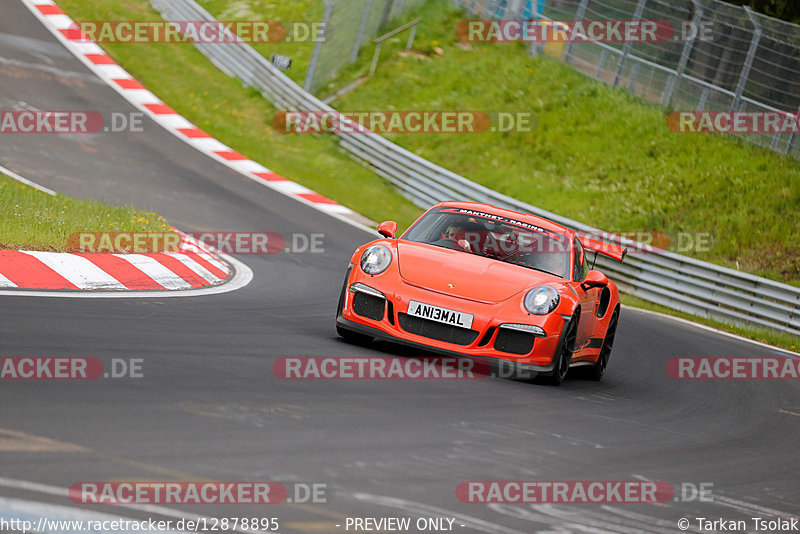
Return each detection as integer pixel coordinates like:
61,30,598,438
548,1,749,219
1,2,799,532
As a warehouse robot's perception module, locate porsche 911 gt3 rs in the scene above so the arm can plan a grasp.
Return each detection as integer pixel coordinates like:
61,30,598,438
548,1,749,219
335,201,627,384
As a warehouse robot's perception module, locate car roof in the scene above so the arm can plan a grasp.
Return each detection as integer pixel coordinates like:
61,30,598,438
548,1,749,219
432,201,575,240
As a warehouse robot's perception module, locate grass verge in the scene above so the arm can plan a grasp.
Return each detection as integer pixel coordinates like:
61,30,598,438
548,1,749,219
0,176,171,252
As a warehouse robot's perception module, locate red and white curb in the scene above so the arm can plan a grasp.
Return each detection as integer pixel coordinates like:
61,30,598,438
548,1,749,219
0,166,252,297
21,0,373,234
0,231,231,291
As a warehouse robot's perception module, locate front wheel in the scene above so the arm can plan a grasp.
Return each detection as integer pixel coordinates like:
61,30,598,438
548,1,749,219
545,314,577,385
590,308,618,381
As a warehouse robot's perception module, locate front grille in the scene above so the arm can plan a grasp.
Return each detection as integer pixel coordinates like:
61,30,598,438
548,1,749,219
398,313,479,346
494,328,536,355
352,292,385,321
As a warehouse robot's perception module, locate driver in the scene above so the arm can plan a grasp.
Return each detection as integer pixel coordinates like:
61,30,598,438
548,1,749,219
444,224,472,252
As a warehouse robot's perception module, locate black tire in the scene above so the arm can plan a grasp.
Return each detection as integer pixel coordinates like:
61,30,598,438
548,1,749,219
336,324,373,344
590,308,618,381
545,314,578,385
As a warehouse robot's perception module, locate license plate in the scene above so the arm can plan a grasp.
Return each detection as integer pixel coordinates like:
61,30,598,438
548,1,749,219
407,300,474,329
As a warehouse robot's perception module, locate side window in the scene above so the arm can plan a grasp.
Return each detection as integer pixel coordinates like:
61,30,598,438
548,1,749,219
573,237,585,281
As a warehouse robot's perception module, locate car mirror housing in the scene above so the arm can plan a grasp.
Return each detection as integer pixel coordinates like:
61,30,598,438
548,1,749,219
581,269,609,289
377,221,397,239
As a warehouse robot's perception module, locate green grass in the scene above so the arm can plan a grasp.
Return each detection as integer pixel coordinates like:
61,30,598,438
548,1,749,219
0,176,171,252
59,0,422,231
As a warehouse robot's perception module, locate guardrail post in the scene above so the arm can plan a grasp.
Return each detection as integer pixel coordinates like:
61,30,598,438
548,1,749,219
304,0,332,92
731,6,761,112
613,0,648,87
351,0,373,63
564,0,589,65
664,0,703,107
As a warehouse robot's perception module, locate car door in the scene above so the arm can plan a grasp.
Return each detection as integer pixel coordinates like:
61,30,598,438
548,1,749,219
572,237,598,357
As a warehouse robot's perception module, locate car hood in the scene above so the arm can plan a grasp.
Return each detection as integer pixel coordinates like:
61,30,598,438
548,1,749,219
397,241,559,303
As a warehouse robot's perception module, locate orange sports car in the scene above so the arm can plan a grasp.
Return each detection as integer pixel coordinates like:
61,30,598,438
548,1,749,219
335,201,627,384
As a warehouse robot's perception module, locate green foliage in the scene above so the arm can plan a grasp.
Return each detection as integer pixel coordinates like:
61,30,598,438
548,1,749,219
0,178,171,251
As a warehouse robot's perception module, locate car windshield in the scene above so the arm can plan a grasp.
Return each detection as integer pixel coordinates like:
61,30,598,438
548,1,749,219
401,207,570,278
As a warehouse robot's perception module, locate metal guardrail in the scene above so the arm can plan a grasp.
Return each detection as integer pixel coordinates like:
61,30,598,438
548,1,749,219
150,0,800,338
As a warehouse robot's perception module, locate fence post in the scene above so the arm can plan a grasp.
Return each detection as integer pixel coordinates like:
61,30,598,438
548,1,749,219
613,0,648,87
350,0,373,63
731,6,762,112
507,0,525,19
627,62,641,92
696,85,709,111
406,24,417,49
564,0,589,65
528,0,540,57
786,105,800,155
664,0,703,107
304,0,333,92
378,0,395,30
595,50,607,80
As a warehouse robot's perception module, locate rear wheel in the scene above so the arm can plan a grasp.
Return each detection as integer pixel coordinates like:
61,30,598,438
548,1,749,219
545,314,577,385
590,308,618,381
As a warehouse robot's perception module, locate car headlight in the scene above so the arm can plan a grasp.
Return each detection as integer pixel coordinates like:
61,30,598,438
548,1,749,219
360,245,392,275
524,285,560,315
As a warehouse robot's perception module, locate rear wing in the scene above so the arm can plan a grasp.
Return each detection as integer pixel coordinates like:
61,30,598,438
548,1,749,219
581,236,627,263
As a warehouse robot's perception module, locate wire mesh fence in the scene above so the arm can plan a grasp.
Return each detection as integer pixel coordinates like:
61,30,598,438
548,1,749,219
304,0,427,93
451,0,800,159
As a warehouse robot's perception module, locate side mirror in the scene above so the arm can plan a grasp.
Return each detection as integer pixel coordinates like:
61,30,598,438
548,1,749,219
581,269,608,289
377,221,397,239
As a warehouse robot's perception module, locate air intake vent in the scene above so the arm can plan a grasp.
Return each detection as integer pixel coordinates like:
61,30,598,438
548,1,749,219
352,292,385,321
398,313,479,346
